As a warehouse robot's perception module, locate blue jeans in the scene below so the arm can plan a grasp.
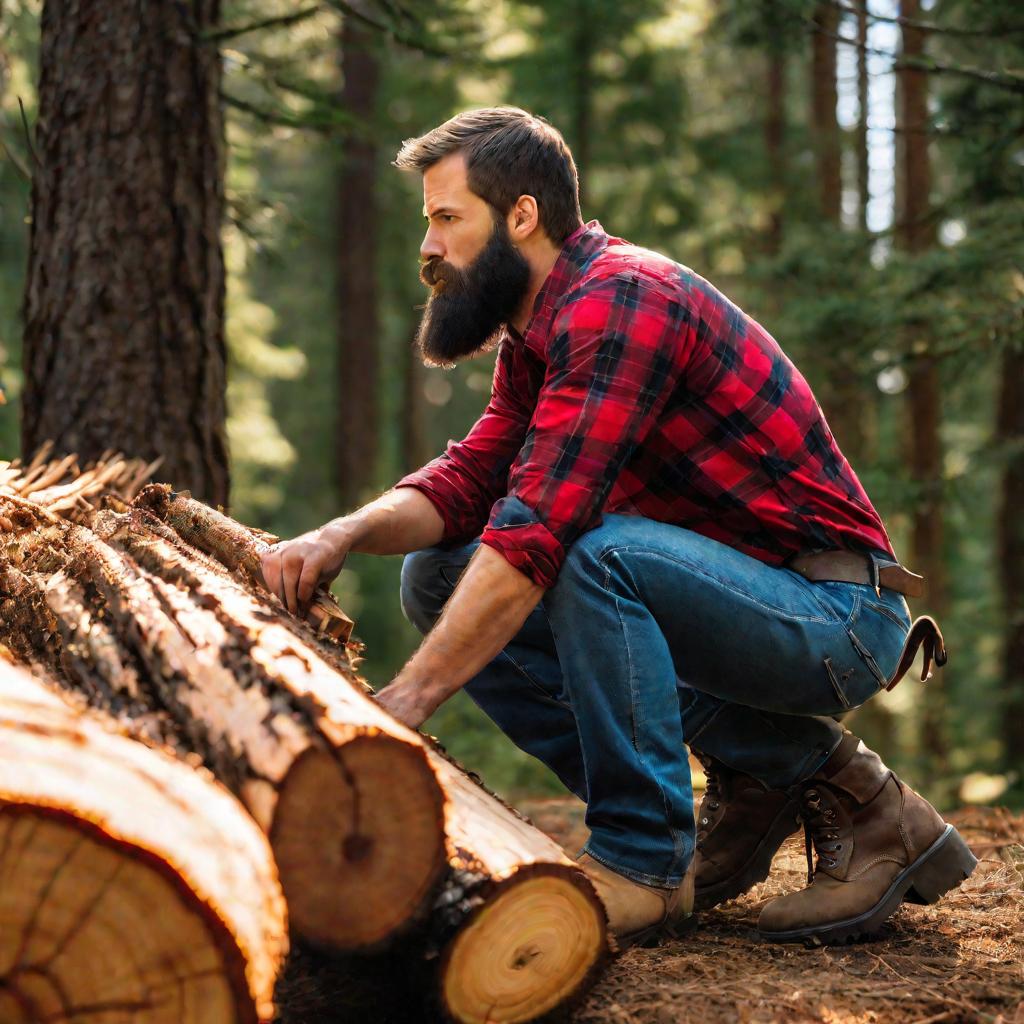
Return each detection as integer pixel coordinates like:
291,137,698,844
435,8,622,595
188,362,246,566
400,509,912,889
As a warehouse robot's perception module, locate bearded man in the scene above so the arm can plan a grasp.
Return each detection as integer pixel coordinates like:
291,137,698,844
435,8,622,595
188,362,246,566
261,107,976,948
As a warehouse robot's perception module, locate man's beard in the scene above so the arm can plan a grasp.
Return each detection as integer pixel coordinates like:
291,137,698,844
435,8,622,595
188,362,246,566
416,217,531,368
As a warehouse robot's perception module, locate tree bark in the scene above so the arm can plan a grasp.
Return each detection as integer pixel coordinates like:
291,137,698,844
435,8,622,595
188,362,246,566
336,14,381,510
0,655,287,1023
897,0,950,773
997,341,1024,770
22,0,229,506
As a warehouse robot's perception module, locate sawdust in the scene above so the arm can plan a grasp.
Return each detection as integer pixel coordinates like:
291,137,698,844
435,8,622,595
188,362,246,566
518,799,1024,1024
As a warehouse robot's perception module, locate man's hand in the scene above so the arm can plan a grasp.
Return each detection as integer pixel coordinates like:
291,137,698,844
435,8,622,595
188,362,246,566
374,681,439,730
260,523,351,615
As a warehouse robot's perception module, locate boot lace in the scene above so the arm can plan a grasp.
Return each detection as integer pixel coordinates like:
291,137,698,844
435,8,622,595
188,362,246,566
799,785,843,885
695,753,722,850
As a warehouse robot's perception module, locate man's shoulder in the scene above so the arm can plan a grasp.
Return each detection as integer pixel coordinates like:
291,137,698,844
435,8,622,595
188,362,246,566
564,237,707,309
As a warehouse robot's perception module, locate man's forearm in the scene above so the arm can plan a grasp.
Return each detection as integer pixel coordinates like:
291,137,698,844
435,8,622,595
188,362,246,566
329,486,445,556
376,544,546,727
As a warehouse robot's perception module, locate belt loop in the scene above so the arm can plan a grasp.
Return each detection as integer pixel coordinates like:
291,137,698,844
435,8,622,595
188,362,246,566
867,552,881,598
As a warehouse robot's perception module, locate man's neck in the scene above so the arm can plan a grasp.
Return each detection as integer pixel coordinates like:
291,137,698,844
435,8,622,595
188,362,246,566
509,237,563,336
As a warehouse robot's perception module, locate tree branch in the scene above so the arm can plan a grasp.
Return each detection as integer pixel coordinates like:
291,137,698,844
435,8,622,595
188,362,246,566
205,5,324,44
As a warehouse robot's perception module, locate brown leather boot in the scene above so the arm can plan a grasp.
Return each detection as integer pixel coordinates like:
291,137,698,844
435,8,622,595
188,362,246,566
577,853,696,949
692,752,802,910
758,734,978,944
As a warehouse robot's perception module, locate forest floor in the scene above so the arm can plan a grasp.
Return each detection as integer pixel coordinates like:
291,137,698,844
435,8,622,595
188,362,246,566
518,797,1024,1024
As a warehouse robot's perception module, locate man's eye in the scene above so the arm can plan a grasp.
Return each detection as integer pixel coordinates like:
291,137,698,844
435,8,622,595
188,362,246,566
441,215,456,223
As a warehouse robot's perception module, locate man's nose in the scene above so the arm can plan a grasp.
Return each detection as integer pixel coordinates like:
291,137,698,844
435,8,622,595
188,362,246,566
420,226,444,262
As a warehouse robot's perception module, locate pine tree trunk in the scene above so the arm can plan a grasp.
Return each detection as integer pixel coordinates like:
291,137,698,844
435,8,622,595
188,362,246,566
22,0,229,506
336,14,380,510
0,655,287,1023
997,342,1024,770
897,0,949,774
855,0,870,233
810,1,867,465
810,2,841,224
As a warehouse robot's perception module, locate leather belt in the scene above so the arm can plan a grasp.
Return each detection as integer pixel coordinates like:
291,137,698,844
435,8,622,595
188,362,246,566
788,550,924,598
787,550,946,692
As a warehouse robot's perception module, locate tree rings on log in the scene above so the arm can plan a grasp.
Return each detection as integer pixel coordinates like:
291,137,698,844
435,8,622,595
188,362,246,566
0,658,287,1023
427,753,609,1024
441,865,607,1024
270,737,449,950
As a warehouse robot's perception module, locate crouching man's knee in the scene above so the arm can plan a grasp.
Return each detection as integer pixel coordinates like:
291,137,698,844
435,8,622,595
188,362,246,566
399,544,474,635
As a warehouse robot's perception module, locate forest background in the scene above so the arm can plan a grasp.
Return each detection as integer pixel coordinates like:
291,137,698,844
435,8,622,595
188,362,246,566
1,0,1021,808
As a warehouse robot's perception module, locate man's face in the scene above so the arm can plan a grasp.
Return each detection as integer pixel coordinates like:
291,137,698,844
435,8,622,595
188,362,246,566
416,152,530,367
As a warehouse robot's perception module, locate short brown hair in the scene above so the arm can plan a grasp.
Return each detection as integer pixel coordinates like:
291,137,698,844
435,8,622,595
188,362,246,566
394,107,583,244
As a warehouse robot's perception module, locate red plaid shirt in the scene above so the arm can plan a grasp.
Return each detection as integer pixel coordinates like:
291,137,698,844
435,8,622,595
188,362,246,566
397,222,895,588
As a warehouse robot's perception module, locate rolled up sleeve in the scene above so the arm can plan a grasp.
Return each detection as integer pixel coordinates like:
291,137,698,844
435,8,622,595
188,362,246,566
480,273,686,587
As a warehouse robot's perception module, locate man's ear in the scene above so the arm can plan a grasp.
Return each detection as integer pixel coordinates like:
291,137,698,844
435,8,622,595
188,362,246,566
508,195,540,242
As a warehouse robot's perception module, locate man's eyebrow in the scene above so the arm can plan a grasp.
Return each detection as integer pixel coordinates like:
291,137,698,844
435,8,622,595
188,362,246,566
424,205,458,218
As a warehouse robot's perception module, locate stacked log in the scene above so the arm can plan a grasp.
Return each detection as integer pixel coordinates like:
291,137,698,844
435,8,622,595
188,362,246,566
0,653,287,1023
0,473,610,1023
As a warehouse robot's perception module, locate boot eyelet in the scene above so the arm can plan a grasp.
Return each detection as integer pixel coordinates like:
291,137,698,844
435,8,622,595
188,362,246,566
805,789,819,799
700,817,709,826
708,801,720,811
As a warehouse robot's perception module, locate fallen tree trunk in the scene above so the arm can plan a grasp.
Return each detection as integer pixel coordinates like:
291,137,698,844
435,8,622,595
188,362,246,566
132,487,610,1023
0,495,448,952
0,653,287,1024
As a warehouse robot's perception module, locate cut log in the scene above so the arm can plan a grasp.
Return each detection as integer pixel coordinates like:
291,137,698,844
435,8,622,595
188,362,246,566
0,653,287,1023
0,496,448,952
426,752,609,1024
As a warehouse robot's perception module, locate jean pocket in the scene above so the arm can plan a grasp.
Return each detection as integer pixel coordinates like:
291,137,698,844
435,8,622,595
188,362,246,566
823,656,857,710
862,597,911,630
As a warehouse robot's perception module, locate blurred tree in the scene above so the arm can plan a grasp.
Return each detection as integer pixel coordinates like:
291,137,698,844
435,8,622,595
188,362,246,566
896,0,950,773
336,10,381,509
854,0,869,234
811,1,841,224
22,0,229,505
997,338,1024,772
809,0,869,464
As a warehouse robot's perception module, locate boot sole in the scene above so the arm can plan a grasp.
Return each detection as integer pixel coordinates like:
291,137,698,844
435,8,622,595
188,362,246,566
758,824,978,945
694,799,801,911
615,912,700,952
